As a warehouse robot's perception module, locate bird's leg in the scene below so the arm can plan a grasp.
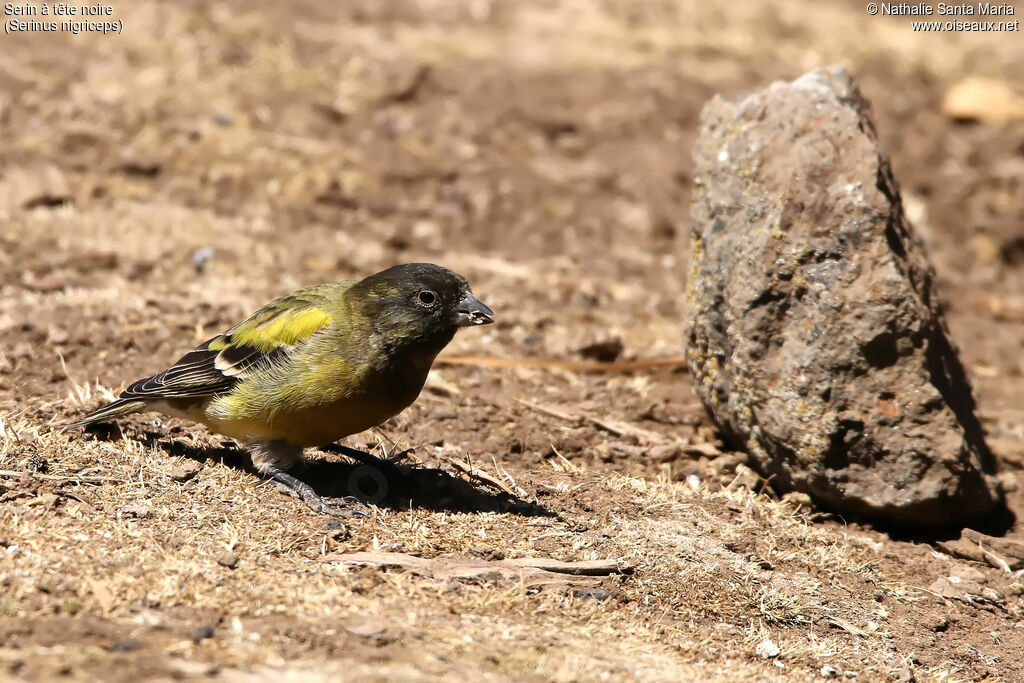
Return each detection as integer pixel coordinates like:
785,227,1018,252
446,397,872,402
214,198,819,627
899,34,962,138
250,439,367,517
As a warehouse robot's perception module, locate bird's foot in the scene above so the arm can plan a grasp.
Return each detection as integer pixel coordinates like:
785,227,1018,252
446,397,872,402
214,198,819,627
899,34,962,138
267,468,369,518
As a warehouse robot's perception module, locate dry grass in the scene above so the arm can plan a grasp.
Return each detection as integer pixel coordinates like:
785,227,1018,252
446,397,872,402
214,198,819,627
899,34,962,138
0,412,1007,680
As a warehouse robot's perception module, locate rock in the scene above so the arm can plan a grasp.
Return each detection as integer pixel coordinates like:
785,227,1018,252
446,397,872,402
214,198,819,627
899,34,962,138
728,463,760,491
109,638,143,652
169,460,202,483
755,639,780,659
345,620,390,645
117,148,162,177
322,517,350,542
191,246,215,273
685,66,1001,527
46,327,69,345
191,625,215,643
215,550,239,569
927,576,1003,605
949,565,986,583
647,443,683,463
781,491,813,508
576,587,612,602
119,503,151,519
961,529,1024,570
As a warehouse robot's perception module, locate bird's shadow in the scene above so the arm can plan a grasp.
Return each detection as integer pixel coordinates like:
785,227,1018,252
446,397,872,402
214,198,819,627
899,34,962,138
87,424,554,517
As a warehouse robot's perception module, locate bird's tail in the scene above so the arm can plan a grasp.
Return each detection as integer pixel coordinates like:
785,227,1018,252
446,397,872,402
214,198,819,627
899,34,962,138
69,398,149,428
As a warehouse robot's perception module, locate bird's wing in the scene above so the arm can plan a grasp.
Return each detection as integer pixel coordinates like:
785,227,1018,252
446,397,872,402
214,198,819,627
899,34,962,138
121,286,344,400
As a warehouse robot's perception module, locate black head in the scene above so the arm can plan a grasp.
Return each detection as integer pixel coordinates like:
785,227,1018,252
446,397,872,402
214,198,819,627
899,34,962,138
349,263,494,350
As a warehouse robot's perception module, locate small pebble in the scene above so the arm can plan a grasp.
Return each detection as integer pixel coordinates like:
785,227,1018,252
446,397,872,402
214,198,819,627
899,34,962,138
647,443,683,463
191,247,215,273
821,664,838,678
949,565,986,583
469,546,505,561
685,474,702,491
731,463,760,490
322,517,349,541
191,625,215,643
28,453,48,473
30,493,60,509
898,666,916,682
120,503,150,519
47,327,69,345
782,491,813,507
755,639,781,659
109,638,143,653
576,588,612,602
345,620,385,640
169,461,201,483
216,550,239,569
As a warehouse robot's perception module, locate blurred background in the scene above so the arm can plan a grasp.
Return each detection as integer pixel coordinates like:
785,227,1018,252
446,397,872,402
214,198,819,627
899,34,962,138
2,1,1021,393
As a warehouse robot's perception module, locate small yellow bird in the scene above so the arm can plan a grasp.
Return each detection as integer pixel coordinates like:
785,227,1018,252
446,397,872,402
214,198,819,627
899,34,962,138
74,263,494,514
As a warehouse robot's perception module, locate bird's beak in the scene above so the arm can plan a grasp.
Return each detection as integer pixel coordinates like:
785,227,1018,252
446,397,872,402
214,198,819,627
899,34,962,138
452,291,494,327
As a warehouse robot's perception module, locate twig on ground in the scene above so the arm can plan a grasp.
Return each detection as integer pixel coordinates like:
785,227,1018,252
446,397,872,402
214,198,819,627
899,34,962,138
826,616,876,637
683,442,723,457
543,446,578,473
516,399,666,444
0,469,122,484
491,456,529,497
447,457,518,497
516,399,581,423
326,551,632,586
438,355,687,373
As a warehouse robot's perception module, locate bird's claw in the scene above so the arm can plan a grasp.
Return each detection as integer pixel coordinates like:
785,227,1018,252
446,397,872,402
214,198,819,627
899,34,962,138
268,468,370,518
307,496,370,518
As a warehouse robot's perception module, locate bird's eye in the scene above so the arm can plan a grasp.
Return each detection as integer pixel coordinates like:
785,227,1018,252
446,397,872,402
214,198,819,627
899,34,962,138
416,290,437,306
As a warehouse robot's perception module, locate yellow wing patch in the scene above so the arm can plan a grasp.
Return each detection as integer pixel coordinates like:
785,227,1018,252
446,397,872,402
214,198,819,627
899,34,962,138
210,296,334,354
222,307,332,352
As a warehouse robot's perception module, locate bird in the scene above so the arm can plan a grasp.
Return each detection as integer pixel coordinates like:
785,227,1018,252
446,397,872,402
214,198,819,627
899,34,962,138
72,262,494,514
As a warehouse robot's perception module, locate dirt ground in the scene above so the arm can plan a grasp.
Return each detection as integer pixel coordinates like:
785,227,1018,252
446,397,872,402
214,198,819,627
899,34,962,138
2,0,1024,680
